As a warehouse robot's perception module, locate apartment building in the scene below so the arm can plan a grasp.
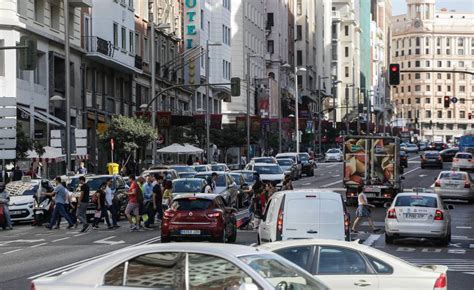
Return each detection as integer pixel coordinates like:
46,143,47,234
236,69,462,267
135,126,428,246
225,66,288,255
391,0,474,142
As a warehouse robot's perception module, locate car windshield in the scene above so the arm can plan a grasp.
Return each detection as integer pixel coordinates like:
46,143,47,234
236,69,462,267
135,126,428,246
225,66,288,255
408,144,417,147
179,172,196,178
439,172,466,181
68,178,80,191
211,165,226,171
395,195,438,208
241,172,256,183
255,165,283,175
171,198,212,211
195,174,226,187
172,180,203,193
86,177,110,191
194,166,209,172
171,166,195,173
277,159,293,166
239,254,327,290
327,149,340,154
253,158,274,163
299,154,309,161
456,153,472,159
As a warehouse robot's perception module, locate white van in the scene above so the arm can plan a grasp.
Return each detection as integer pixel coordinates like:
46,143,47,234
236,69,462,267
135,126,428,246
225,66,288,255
258,190,350,244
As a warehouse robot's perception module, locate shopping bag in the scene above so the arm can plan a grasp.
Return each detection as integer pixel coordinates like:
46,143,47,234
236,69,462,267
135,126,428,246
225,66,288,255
94,210,101,218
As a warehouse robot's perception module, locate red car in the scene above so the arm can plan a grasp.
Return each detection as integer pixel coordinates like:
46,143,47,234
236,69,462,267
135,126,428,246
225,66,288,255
161,194,237,243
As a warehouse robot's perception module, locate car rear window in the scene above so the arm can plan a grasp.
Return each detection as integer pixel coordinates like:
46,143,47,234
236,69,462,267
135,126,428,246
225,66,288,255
395,195,437,208
327,149,340,153
425,152,439,158
439,172,466,180
456,153,472,159
277,159,293,166
171,198,212,211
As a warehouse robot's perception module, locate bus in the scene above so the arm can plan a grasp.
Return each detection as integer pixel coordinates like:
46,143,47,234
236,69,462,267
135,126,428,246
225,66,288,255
459,130,474,154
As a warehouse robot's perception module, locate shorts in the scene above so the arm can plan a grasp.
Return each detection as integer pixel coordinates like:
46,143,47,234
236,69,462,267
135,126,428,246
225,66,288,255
125,202,139,216
355,205,371,218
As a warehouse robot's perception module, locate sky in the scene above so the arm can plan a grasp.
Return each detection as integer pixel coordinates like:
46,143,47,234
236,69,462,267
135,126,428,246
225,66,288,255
391,0,474,16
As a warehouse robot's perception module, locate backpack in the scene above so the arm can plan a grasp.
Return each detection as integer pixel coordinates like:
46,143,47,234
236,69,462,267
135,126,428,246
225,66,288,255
135,186,144,204
91,192,99,205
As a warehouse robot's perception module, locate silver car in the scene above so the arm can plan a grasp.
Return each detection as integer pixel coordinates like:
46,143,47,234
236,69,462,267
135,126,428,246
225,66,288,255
32,243,329,290
276,158,298,180
385,191,453,245
325,148,343,162
194,171,239,207
434,171,474,203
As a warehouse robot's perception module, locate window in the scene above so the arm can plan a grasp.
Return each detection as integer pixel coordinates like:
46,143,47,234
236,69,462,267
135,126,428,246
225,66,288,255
317,247,369,275
460,111,465,118
50,3,60,30
415,85,421,92
296,25,302,40
415,61,420,67
447,85,451,92
437,97,441,104
129,31,134,54
408,86,411,93
425,110,431,118
365,255,393,274
135,33,140,56
344,25,349,36
415,73,420,79
143,37,149,62
458,61,464,67
437,61,442,67
113,23,119,47
17,0,28,15
34,0,44,23
437,73,441,79
460,98,465,104
447,73,451,79
460,73,465,80
458,37,464,47
437,111,442,118
426,85,430,91
267,13,274,28
446,49,451,55
437,85,442,92
416,37,420,46
0,40,4,76
407,96,411,102
426,73,430,79
297,50,302,66
297,0,302,15
267,40,274,54
275,246,313,271
345,47,349,57
121,27,126,50
448,111,452,118
200,9,204,29
345,66,349,77
446,38,450,46
460,85,465,92
437,37,441,46
425,48,429,54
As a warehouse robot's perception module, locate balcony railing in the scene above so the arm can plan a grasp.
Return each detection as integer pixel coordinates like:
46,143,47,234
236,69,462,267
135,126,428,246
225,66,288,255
82,36,114,57
135,55,143,69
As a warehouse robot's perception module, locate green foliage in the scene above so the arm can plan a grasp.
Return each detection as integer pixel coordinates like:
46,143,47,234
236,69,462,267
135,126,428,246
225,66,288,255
100,116,157,162
33,140,45,157
16,124,32,159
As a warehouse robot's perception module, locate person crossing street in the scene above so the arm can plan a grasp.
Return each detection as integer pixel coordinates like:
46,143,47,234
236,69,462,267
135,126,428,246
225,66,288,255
44,177,75,230
76,176,91,232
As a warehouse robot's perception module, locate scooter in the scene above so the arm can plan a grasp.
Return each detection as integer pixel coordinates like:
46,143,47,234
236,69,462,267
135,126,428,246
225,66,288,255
32,196,53,226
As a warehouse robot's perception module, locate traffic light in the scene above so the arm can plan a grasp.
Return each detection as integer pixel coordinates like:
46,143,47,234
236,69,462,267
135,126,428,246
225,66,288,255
19,36,37,70
388,64,400,86
469,112,472,120
230,77,241,96
443,96,450,108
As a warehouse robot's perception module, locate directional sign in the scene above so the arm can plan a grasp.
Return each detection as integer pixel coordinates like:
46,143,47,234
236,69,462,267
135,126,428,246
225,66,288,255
0,139,16,149
451,96,458,104
93,236,125,246
0,129,16,139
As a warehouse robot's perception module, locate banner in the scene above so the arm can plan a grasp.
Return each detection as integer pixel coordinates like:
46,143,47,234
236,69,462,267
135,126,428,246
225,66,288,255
193,114,205,128
157,112,171,129
236,116,246,129
210,114,222,129
183,0,201,85
251,116,261,133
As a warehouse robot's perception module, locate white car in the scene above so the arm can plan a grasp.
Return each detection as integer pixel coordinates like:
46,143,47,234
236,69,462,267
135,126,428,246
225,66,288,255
434,171,474,203
32,243,329,290
385,192,453,245
405,143,419,153
325,148,343,162
6,178,53,222
452,152,474,171
258,190,350,244
259,239,448,290
245,163,285,189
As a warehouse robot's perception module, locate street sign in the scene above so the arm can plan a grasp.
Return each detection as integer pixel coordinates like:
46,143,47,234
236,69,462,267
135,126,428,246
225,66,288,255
0,129,16,139
110,138,115,150
0,139,16,149
0,150,16,160
451,96,458,104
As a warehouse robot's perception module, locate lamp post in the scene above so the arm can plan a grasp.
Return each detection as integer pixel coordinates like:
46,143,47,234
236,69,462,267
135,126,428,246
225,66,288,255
279,63,291,153
317,76,329,155
205,41,221,164
294,66,306,153
345,83,355,135
63,0,71,172
246,53,263,162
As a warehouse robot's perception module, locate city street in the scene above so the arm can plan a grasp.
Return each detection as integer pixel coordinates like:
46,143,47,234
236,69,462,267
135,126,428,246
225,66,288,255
1,152,473,289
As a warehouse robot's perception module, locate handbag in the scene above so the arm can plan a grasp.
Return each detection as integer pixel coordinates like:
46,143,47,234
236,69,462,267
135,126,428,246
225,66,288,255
94,210,101,218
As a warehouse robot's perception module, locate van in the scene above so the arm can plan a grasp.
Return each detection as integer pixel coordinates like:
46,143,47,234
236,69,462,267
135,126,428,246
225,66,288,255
258,190,350,244
275,153,302,178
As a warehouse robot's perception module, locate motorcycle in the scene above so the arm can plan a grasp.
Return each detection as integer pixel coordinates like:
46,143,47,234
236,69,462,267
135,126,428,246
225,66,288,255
32,196,53,226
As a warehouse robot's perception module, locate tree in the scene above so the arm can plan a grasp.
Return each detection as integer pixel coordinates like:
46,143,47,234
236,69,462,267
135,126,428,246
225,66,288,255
100,116,157,167
33,140,45,158
16,124,32,159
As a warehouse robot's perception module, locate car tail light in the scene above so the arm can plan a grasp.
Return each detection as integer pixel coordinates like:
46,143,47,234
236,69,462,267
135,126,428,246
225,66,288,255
164,210,175,218
383,193,392,198
387,208,396,219
30,283,36,290
207,211,221,218
434,273,447,289
435,180,441,187
464,182,471,188
434,210,444,220
344,214,350,232
276,197,285,241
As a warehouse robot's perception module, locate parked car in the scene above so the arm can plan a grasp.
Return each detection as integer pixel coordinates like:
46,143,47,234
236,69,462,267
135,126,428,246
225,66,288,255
405,143,419,153
452,152,474,171
250,157,278,164
161,194,237,243
210,163,230,172
428,142,447,151
6,178,54,223
244,163,285,189
275,153,302,179
276,158,298,180
434,171,474,203
258,189,350,244
298,152,316,176
193,164,212,172
420,151,443,169
229,172,251,208
400,150,408,168
193,171,239,207
385,191,453,245
32,243,329,290
439,148,459,162
171,178,207,198
260,239,448,290
325,148,343,162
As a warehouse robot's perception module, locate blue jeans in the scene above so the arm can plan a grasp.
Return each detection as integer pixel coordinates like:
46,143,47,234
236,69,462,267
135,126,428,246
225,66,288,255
2,205,12,227
49,203,74,227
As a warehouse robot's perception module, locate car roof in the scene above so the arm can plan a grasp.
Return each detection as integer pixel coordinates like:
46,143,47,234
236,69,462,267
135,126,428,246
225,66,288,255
173,193,221,200
424,151,439,154
395,192,439,198
173,178,204,182
271,189,342,199
194,171,227,175
276,153,297,156
277,158,294,161
253,163,279,166
438,170,468,176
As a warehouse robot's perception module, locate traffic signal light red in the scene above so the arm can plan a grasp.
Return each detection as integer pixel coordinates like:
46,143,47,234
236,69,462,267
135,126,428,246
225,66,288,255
443,96,450,108
388,64,400,86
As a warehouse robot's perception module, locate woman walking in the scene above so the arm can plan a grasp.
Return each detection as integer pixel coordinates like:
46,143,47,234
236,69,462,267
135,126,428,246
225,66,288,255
92,183,112,230
351,187,379,233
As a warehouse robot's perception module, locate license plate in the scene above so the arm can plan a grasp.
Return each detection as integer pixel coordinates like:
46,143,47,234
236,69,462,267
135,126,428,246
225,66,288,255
10,210,23,215
444,184,457,188
180,230,201,235
404,213,426,219
86,210,96,214
365,193,377,198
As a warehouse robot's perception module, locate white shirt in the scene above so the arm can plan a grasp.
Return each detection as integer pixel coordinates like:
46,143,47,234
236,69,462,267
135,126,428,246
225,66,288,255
105,186,114,206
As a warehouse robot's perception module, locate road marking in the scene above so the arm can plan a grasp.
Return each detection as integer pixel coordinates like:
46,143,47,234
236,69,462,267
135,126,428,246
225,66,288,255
465,272,474,275
419,174,427,177
94,236,125,246
0,239,45,246
401,258,474,273
321,180,342,188
302,183,311,186
361,221,385,227
30,243,48,248
3,249,22,255
408,156,419,161
456,226,472,229
52,237,70,243
363,234,381,246
74,233,87,237
402,167,420,176
470,244,474,249
448,249,466,254
331,175,340,177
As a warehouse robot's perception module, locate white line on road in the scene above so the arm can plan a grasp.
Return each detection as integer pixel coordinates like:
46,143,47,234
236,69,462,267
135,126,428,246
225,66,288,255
3,249,22,255
361,221,385,227
408,156,419,161
52,237,70,243
321,180,342,188
74,233,87,237
363,234,381,246
30,243,48,248
302,183,311,186
402,167,420,176
456,226,472,229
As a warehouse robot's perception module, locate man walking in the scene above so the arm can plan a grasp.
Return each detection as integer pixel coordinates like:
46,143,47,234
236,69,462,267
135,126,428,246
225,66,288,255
45,177,75,230
125,175,140,231
0,183,13,230
77,176,91,232
152,175,164,223
143,175,155,229
105,178,119,228
352,187,380,233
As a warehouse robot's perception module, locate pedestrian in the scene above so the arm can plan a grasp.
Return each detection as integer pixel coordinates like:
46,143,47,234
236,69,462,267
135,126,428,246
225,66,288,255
0,183,13,230
44,177,75,230
204,176,214,193
105,178,119,228
282,175,294,190
211,172,218,191
152,175,164,222
143,175,155,229
251,187,264,230
162,174,173,207
76,176,91,232
187,156,193,166
352,187,380,233
77,162,87,174
125,175,141,231
12,166,23,181
92,182,112,229
193,157,201,165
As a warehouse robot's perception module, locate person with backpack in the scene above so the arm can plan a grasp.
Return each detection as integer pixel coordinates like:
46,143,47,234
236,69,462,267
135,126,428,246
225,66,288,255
125,175,141,231
92,182,112,230
143,175,155,229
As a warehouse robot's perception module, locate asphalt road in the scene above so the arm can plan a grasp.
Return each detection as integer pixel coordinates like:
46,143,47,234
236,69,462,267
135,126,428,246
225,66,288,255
1,152,473,290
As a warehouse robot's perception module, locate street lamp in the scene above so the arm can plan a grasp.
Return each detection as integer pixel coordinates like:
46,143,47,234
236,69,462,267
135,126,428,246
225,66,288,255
279,63,291,153
246,53,263,162
294,66,306,153
345,83,355,135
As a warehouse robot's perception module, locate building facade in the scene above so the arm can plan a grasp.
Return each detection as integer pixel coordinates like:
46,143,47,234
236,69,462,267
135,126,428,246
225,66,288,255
391,0,474,142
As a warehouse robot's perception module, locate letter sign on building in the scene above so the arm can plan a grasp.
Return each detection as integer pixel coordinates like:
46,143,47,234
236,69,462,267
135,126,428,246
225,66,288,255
184,0,201,85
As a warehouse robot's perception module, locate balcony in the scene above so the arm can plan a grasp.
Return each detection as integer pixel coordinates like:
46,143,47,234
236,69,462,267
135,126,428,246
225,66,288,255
69,0,92,7
332,11,341,21
83,36,114,57
135,55,143,70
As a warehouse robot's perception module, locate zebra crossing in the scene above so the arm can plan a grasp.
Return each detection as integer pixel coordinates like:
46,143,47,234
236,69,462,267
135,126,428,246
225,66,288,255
400,258,474,274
